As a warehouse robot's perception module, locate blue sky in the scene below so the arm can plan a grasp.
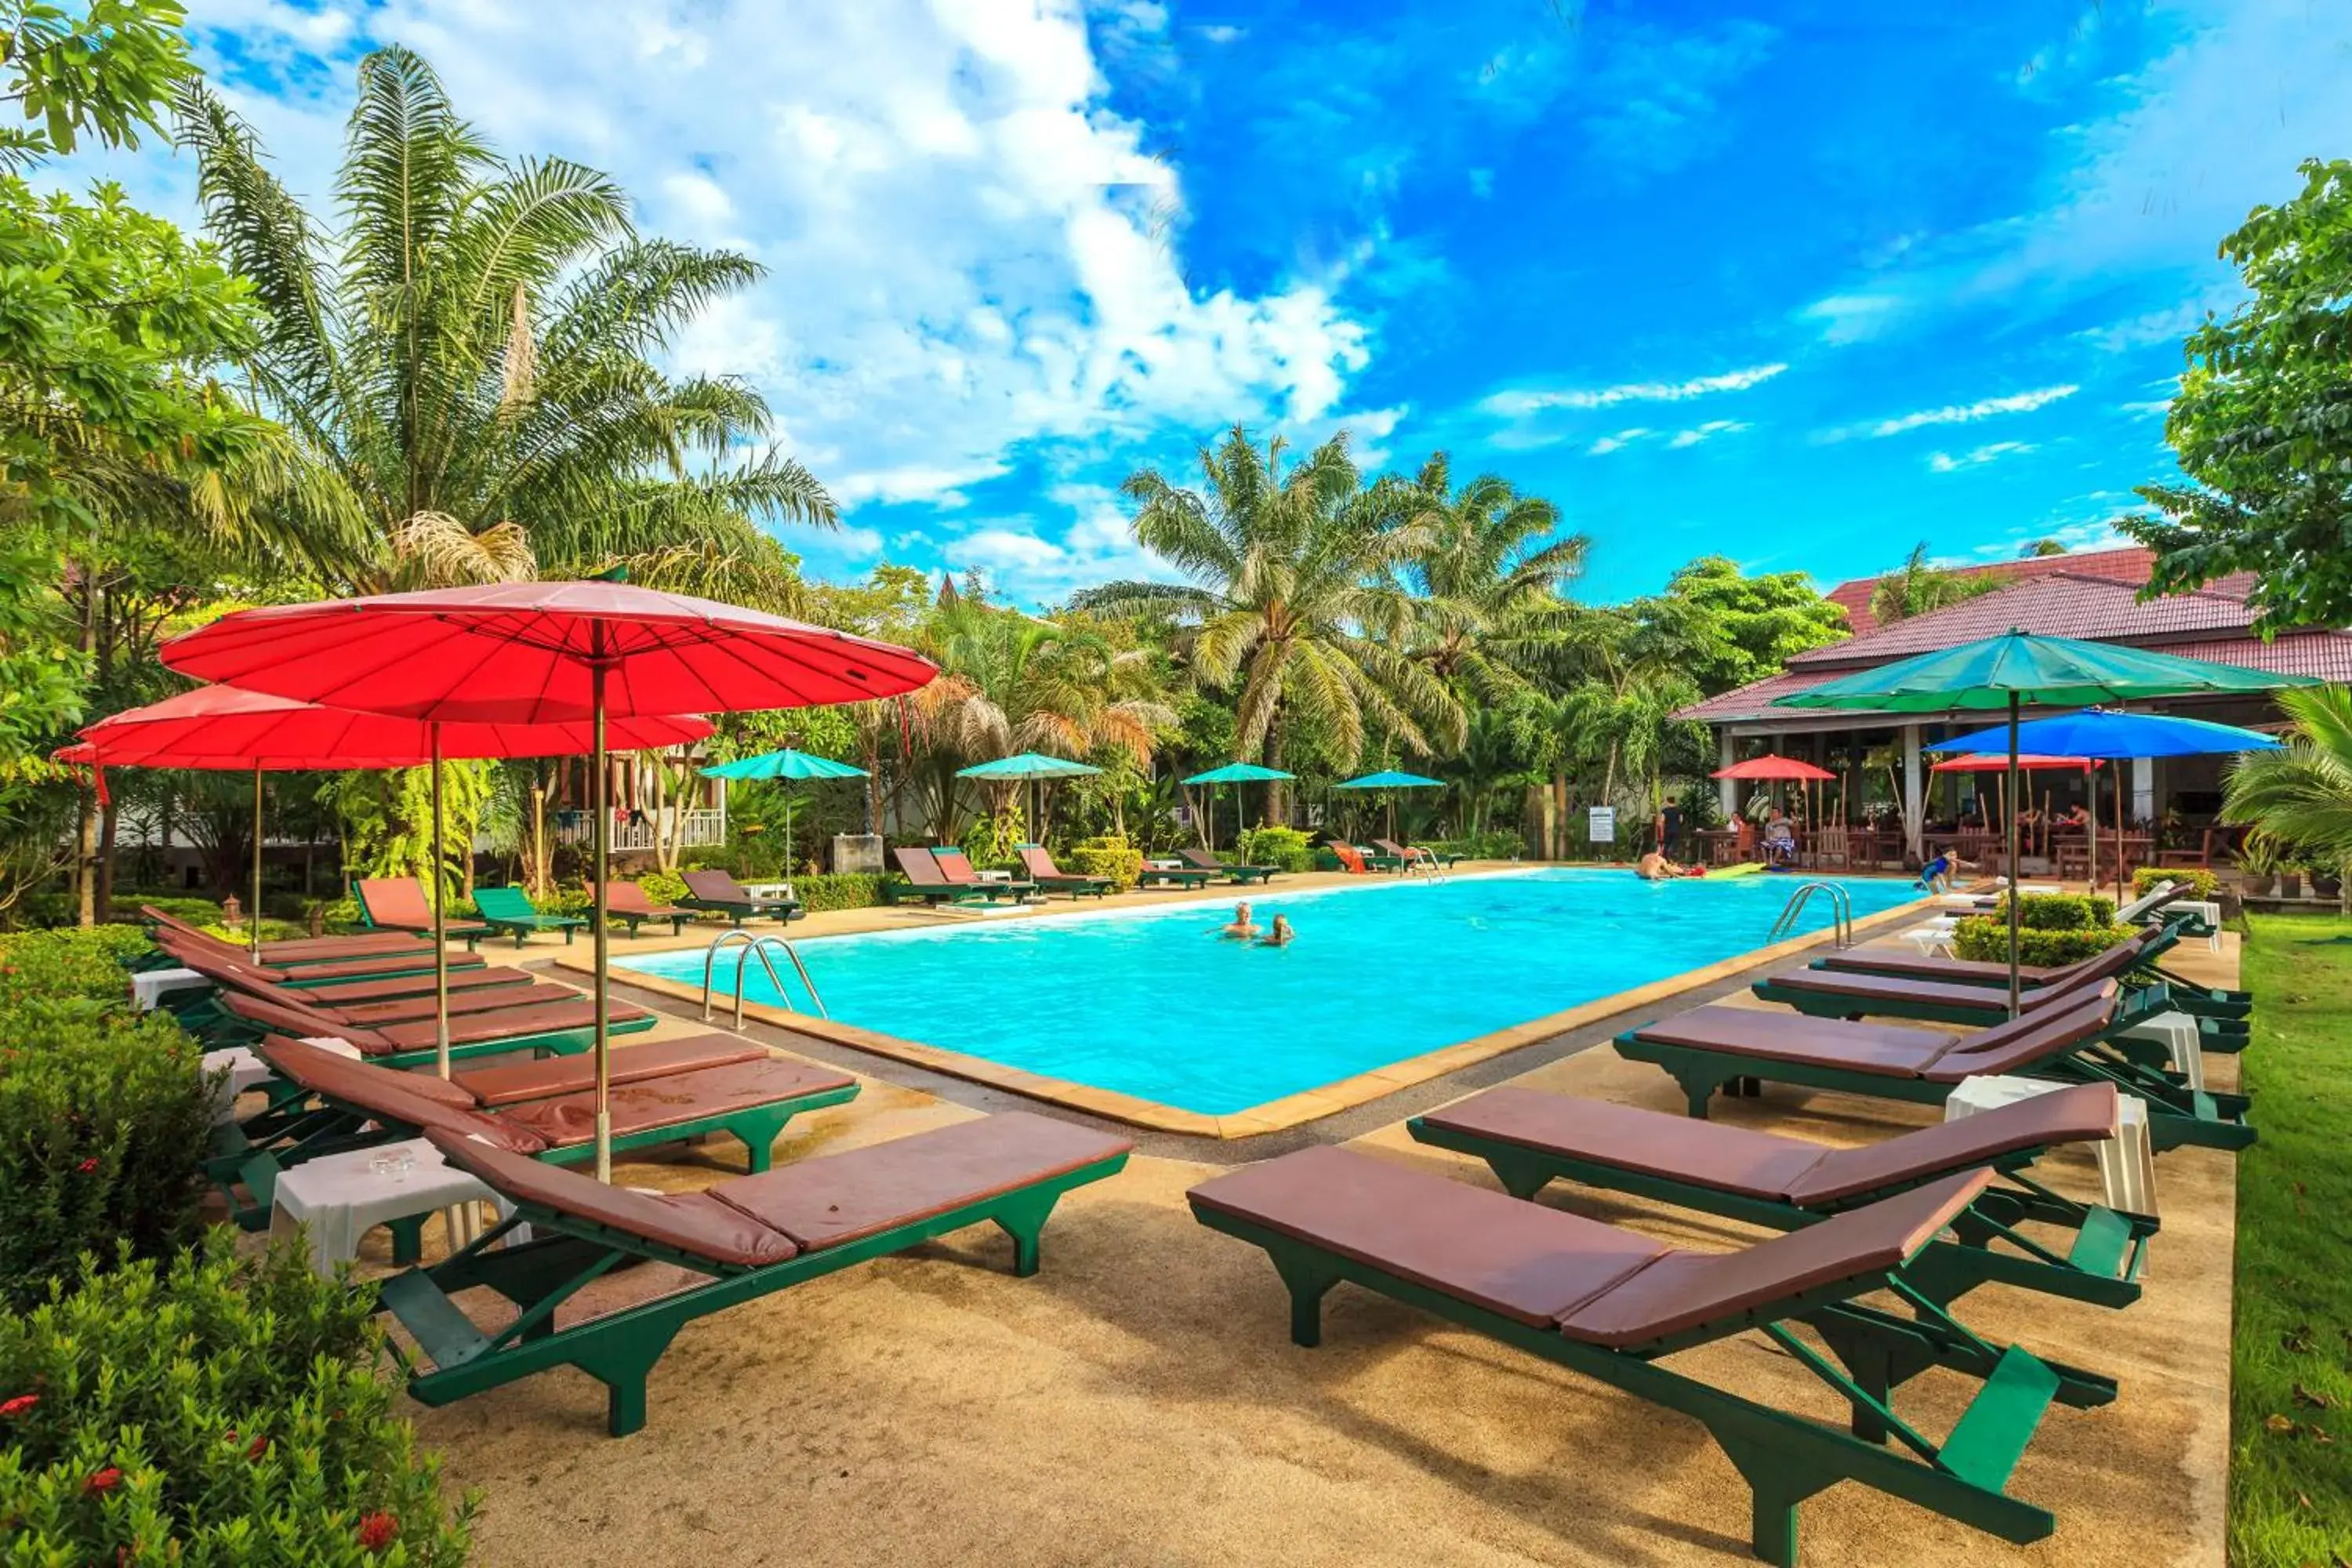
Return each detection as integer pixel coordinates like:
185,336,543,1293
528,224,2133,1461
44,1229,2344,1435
96,1,2352,604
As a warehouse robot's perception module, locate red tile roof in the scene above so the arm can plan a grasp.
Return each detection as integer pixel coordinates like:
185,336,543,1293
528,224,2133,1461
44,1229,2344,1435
1678,568,2352,724
1791,572,2259,669
1826,546,2155,637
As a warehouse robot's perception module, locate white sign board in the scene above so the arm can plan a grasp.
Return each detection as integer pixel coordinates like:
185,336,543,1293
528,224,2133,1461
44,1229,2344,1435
1588,806,1616,844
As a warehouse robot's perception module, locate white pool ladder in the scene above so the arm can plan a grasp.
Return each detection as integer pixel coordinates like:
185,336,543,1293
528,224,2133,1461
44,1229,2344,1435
701,931,827,1028
1768,881,1855,948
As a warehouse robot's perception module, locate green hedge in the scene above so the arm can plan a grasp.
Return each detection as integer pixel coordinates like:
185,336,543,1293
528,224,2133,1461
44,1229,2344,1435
1428,829,1525,861
635,869,688,908
0,1236,472,1564
1982,891,2116,931
2134,866,2222,902
1236,826,1313,873
1069,836,1144,891
793,873,885,913
1952,917,2135,967
0,927,216,1309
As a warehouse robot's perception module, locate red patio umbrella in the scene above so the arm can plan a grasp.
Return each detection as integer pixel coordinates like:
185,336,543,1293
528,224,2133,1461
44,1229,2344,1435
1931,753,2096,882
1709,754,1836,781
161,580,938,1178
77,684,710,1076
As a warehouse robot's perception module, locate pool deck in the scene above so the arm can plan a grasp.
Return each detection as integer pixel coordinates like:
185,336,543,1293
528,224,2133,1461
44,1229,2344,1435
554,863,1935,1138
345,882,2235,1567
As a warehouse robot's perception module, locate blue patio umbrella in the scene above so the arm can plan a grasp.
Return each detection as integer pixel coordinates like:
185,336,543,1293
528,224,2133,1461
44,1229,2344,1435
1334,769,1444,840
702,748,870,869
1929,709,2284,895
1181,761,1297,850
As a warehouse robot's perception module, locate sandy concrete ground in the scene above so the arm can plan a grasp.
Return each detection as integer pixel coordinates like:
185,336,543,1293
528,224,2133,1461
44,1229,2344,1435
364,917,2239,1568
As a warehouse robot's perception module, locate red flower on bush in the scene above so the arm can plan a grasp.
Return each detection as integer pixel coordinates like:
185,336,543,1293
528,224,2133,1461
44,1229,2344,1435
246,1434,269,1461
0,1394,36,1417
85,1467,122,1494
357,1512,399,1551
76,1157,99,1174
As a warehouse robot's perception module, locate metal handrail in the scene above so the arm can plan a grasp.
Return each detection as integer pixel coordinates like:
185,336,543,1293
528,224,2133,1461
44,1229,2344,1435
1768,880,1854,948
699,931,826,1027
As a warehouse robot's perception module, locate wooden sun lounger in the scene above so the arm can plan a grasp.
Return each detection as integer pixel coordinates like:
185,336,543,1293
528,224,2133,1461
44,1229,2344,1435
379,1112,1131,1435
1191,1147,2112,1566
209,984,655,1071
153,922,492,987
1613,988,2254,1153
354,877,494,949
1409,1082,2154,1309
599,880,695,936
1175,847,1276,884
139,905,440,967
1134,860,1214,889
1018,844,1112,899
155,931,513,1004
1374,838,1455,870
215,1036,862,1233
1815,922,2249,1022
931,847,1036,900
884,846,987,906
678,869,801,927
158,939,565,1035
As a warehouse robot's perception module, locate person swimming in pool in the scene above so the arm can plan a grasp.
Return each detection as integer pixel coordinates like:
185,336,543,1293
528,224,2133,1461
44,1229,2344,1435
1219,902,1261,940
1258,914,1294,947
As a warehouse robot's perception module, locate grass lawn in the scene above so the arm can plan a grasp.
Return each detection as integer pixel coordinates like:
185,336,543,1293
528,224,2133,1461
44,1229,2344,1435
2231,913,2352,1566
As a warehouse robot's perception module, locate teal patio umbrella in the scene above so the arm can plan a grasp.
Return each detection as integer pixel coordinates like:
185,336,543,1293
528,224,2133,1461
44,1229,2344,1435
1777,629,2318,1014
1181,761,1297,851
1334,768,1443,840
956,752,1102,844
702,748,869,873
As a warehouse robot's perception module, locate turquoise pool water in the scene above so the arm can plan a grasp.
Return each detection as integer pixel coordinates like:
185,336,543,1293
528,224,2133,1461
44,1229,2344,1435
617,869,1919,1116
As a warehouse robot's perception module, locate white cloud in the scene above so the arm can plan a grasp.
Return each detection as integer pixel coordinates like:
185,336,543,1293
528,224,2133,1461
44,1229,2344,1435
1667,419,1748,449
1588,428,1651,456
139,0,1377,528
1480,361,1787,418
1868,385,2078,438
1797,292,1905,345
2119,397,2174,418
1467,167,1494,198
1927,441,2035,473
2074,300,2212,354
943,482,1181,603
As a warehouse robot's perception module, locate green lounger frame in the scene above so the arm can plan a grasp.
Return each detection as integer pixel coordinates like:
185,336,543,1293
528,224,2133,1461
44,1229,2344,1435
1134,866,1215,889
198,988,655,1073
1613,1000,2253,1155
351,879,492,949
380,1145,1129,1436
472,886,590,946
207,1073,861,1232
1193,1201,2113,1568
1406,1116,2155,1312
1813,919,2252,1024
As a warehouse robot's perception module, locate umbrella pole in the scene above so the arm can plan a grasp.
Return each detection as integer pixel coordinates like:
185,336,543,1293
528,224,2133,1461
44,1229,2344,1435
2006,696,2022,1019
2088,761,2099,895
249,763,264,963
592,662,612,1182
430,724,452,1077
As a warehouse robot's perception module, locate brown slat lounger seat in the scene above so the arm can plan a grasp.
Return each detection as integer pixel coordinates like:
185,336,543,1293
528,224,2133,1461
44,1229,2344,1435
1018,844,1113,898
140,905,440,966
156,926,493,988
213,985,654,1069
931,846,1036,899
599,880,697,935
354,877,495,946
377,1112,1132,1434
1751,934,2156,1025
677,869,800,927
158,935,525,1010
1190,1145,2112,1566
1409,1081,2154,1307
1616,986,2254,1153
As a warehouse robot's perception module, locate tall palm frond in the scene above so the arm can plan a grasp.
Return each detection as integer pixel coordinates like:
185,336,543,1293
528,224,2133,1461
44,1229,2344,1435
2225,686,2352,858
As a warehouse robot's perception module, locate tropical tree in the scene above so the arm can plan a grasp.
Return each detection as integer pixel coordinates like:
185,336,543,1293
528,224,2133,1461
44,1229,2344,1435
1868,543,1999,626
2223,685,2352,896
2019,539,2068,558
176,45,832,601
1655,555,1848,694
1396,452,1584,699
1076,427,1465,813
2124,158,2352,632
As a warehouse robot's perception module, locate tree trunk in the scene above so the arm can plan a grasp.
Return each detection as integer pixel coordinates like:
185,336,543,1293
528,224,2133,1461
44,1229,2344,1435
1265,717,1286,826
1550,768,1568,859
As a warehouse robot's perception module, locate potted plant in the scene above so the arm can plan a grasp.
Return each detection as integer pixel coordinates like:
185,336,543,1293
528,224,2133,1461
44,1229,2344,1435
2310,857,2343,901
2238,833,2280,898
2279,848,2305,901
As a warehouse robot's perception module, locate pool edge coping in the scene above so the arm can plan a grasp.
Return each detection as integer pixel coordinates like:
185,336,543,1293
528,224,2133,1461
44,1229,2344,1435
561,883,1937,1140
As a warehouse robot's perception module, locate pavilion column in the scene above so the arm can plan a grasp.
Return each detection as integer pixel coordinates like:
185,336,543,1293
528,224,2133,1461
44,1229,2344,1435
1718,731,1739,822
1900,724,1924,862
2132,757,2154,826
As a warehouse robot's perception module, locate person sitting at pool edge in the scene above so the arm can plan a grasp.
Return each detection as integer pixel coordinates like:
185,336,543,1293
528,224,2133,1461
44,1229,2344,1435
1636,850,1681,881
1219,902,1261,940
1258,914,1294,947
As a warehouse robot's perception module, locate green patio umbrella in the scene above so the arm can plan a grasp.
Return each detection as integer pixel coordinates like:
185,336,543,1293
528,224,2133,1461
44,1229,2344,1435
1334,768,1443,840
957,752,1102,844
1776,629,2319,1014
1181,761,1297,851
702,748,870,873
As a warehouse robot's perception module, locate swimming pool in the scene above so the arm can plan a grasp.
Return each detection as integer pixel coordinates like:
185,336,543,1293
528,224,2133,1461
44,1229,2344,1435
614,869,1921,1120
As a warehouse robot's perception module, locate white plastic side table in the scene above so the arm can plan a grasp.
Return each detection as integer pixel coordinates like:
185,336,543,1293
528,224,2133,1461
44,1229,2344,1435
2119,1012,2205,1092
1944,1074,2155,1217
269,1137,499,1275
132,967,208,1011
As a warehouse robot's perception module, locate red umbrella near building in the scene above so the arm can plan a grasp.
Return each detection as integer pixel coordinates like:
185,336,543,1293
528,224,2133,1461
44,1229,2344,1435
1931,753,2096,877
76,684,711,1076
1711,753,1838,833
161,579,938,1178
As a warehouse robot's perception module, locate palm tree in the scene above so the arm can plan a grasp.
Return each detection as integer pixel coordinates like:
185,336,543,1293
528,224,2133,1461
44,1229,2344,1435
1870,543,2001,626
176,46,830,602
1399,452,1585,699
2225,686,2352,903
1074,426,1464,815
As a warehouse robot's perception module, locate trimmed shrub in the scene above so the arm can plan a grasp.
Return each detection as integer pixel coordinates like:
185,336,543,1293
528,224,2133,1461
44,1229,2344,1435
636,868,688,908
1069,835,1145,891
0,1235,473,1564
793,873,884,913
1428,829,1526,861
1982,891,2116,931
1236,825,1313,873
1952,917,2135,967
2132,866,2221,902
